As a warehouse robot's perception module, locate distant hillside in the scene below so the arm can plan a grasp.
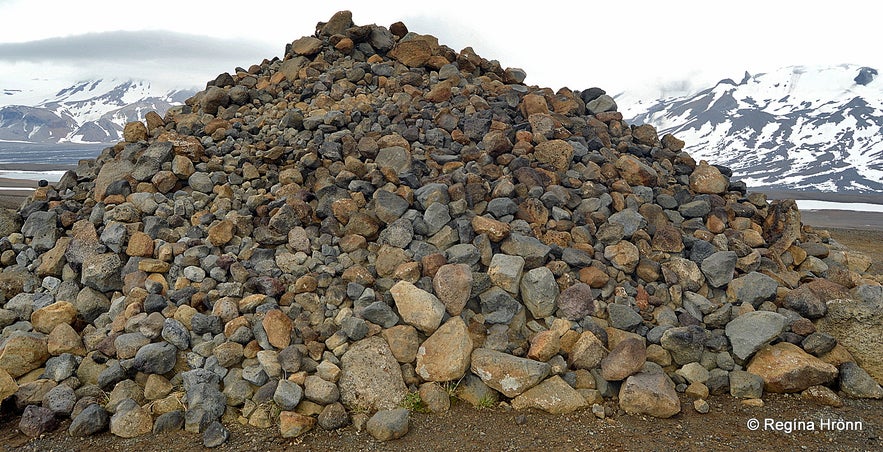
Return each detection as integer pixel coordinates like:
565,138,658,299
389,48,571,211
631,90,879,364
624,65,883,193
0,78,195,144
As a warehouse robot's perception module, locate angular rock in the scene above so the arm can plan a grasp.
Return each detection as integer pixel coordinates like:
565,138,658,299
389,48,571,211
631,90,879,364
815,298,883,385
367,408,409,442
19,405,58,437
839,362,883,399
488,253,525,294
415,316,473,382
0,333,49,378
600,337,646,381
619,371,680,418
110,399,153,438
568,331,607,370
471,348,550,398
279,411,315,438
520,266,559,318
511,375,588,414
746,342,838,393
69,403,110,437
432,264,472,316
556,283,595,321
700,251,737,288
390,281,445,334
338,337,407,411
725,311,786,361
726,272,778,306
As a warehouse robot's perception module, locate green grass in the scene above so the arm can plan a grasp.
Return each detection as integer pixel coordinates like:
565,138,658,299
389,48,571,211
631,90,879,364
400,391,429,413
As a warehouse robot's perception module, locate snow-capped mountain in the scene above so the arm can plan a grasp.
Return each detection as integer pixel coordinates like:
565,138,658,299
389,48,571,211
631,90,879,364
623,65,883,193
0,79,196,144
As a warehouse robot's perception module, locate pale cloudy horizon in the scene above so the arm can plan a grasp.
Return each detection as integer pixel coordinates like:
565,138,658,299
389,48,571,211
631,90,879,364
1,0,881,104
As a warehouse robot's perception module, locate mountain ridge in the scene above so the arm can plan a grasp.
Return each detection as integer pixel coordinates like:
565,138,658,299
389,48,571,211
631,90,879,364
0,78,195,144
624,64,883,193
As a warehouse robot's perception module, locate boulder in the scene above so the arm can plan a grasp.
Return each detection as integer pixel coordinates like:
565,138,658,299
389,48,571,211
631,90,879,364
471,348,550,397
746,342,838,393
619,371,681,418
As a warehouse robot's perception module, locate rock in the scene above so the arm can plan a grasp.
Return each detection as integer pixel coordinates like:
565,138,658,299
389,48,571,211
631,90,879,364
471,348,550,397
511,375,588,414
619,371,680,418
568,331,608,370
604,241,640,273
338,337,407,412
110,398,153,438
367,408,409,441
746,342,838,393
42,383,76,416
801,332,836,356
415,316,473,382
839,362,883,399
608,209,646,238
81,253,123,292
488,253,525,294
273,379,303,410
0,333,49,378
389,40,432,67
318,402,350,430
615,154,658,186
520,266,559,318
600,337,646,381
661,257,704,292
390,281,445,334
725,311,786,361
19,405,58,437
784,279,848,319
203,421,229,448
21,211,58,252
727,272,778,306
478,287,522,324
801,385,843,407
607,304,643,331
432,264,472,315
471,215,510,242
700,251,737,288
262,309,292,349
418,382,450,413
556,283,596,321
689,161,729,194
304,375,340,404
815,298,883,385
528,329,561,362
133,341,177,374
660,326,706,365
0,368,17,401
69,403,110,437
279,411,316,438
153,411,184,434
31,301,77,334
534,140,574,172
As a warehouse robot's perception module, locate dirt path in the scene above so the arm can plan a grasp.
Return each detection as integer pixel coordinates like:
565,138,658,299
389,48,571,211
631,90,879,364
2,393,881,451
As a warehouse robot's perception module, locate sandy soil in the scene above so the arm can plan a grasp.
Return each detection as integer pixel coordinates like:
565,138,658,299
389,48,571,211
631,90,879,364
1,393,880,452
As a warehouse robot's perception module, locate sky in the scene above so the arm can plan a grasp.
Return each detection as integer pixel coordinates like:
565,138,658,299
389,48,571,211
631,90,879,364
1,0,881,105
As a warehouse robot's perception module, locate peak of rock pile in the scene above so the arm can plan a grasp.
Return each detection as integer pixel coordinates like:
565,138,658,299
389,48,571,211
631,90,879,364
1,10,882,445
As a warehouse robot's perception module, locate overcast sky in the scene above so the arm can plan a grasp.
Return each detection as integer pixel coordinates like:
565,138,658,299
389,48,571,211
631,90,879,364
1,0,880,103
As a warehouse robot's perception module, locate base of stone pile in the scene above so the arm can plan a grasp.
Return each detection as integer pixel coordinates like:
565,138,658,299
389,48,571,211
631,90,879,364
3,392,883,450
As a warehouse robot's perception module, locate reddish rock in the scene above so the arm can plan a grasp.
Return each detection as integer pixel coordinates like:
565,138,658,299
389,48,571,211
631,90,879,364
432,264,472,315
262,310,293,349
746,342,838,393
600,337,646,381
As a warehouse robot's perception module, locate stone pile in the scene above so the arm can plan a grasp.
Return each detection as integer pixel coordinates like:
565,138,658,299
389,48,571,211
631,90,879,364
1,10,882,446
